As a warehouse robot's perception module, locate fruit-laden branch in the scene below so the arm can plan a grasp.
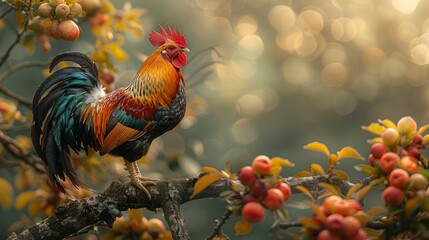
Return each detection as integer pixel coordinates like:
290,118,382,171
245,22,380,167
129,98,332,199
7,175,357,240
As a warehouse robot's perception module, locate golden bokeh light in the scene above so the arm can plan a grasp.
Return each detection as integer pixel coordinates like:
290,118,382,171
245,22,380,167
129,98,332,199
321,62,348,88
391,0,420,14
297,9,324,33
238,34,264,59
410,43,429,66
331,18,358,42
268,5,296,33
231,118,259,144
236,15,258,36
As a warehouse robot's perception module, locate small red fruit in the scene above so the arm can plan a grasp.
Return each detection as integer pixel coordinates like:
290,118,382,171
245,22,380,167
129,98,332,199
250,181,269,198
370,143,388,159
317,229,341,240
409,173,429,191
242,194,258,204
326,213,344,233
49,19,60,39
382,186,404,205
275,182,292,201
400,156,418,173
58,20,80,41
345,199,362,214
406,146,421,159
354,229,367,240
241,202,265,224
263,188,285,210
332,200,351,217
368,154,377,167
252,155,272,175
412,134,423,145
238,166,257,187
322,195,342,214
379,152,400,173
342,216,361,238
382,128,400,148
389,168,409,188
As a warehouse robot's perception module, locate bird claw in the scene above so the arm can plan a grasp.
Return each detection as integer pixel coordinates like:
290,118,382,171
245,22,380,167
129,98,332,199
129,177,158,200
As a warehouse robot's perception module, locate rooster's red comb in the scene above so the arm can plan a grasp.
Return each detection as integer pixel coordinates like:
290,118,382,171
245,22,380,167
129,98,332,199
149,24,187,48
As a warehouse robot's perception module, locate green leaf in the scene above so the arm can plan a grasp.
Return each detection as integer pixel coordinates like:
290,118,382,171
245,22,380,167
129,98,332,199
304,142,330,158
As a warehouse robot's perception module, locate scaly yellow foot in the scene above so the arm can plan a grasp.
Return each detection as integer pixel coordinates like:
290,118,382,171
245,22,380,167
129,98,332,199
124,160,159,199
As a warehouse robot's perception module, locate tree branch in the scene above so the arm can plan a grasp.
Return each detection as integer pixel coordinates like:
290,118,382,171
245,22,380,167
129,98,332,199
7,174,360,240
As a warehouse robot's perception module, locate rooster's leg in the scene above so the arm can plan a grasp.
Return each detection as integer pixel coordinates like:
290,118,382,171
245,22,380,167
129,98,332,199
124,160,159,199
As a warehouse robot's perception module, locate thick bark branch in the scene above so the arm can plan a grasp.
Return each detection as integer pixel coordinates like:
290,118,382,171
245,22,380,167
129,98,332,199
8,175,357,240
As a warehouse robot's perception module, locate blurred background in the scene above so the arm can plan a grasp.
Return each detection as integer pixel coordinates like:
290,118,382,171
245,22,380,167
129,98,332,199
1,0,429,239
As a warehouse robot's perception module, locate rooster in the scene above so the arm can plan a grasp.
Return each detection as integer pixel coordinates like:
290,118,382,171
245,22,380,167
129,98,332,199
31,24,189,199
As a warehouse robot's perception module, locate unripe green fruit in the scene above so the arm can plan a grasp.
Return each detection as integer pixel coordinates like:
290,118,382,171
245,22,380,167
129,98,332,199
382,128,400,148
38,3,53,17
49,0,65,7
397,116,417,137
69,3,83,17
409,173,429,191
55,4,70,18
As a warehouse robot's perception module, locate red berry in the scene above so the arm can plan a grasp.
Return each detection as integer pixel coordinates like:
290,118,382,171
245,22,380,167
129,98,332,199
412,134,423,145
250,181,268,198
400,156,418,173
379,152,400,173
275,183,292,201
326,213,344,233
322,195,342,214
252,155,272,175
342,216,361,238
368,154,377,167
242,194,258,204
406,146,421,159
370,143,388,159
49,19,60,39
238,166,256,187
263,188,285,210
241,202,265,224
345,199,362,215
382,186,404,205
332,200,351,217
58,20,80,41
389,168,409,188
354,229,367,240
317,229,341,240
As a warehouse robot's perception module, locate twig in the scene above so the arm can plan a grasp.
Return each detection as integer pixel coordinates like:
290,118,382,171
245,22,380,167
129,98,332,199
186,60,224,88
205,210,233,240
278,221,303,229
0,86,32,108
0,130,45,173
0,6,14,19
0,60,49,83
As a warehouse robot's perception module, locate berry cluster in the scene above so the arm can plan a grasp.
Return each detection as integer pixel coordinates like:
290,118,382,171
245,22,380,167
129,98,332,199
238,155,292,224
38,0,83,41
367,116,429,206
311,196,367,240
107,214,172,240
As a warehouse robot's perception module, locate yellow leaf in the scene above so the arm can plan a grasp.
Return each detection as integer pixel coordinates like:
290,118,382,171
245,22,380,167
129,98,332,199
356,185,373,201
423,134,429,146
91,50,109,63
191,173,224,198
304,142,330,157
298,217,322,230
271,157,295,167
99,0,116,13
201,166,220,174
0,19,4,29
332,169,349,181
366,137,382,144
328,154,338,166
15,11,24,29
28,199,42,217
15,191,37,210
234,219,252,235
365,206,385,219
310,163,325,174
345,183,362,199
270,165,282,176
404,196,422,216
294,170,312,178
362,123,386,136
128,209,144,221
418,124,429,134
318,182,340,196
0,177,13,209
295,185,315,201
337,147,364,161
354,164,375,176
379,119,396,129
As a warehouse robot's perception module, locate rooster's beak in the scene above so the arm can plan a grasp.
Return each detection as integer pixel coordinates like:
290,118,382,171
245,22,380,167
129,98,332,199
181,47,190,53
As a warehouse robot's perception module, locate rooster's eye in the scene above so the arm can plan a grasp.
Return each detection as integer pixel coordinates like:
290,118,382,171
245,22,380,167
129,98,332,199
168,46,175,51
